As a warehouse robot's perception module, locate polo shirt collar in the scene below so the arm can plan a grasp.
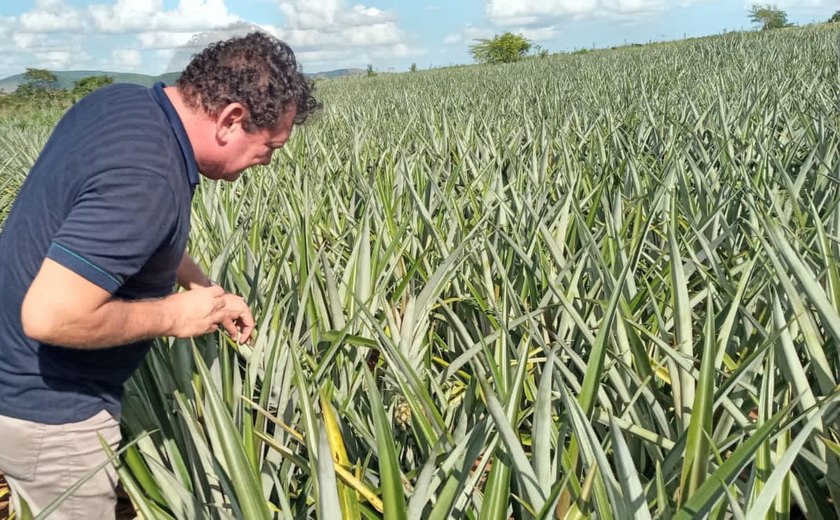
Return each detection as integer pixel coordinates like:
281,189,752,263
150,82,200,187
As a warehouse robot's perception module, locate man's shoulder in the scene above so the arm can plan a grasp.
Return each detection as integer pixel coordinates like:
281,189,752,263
65,83,152,123
78,82,152,104
54,83,159,137
53,85,180,172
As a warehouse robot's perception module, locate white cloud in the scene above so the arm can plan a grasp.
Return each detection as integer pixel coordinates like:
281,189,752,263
20,0,86,32
344,23,402,46
164,22,267,71
0,0,248,76
88,0,238,33
0,0,421,78
279,0,346,31
485,0,693,26
443,25,494,46
443,23,558,49
745,0,836,8
13,33,44,51
34,50,87,70
138,32,197,50
295,42,420,70
111,49,142,69
275,0,418,61
10,31,89,60
518,25,561,40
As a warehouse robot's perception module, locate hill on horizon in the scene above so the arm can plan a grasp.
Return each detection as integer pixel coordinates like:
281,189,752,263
0,68,364,93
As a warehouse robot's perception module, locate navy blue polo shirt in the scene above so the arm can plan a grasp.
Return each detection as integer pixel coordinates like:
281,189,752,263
0,82,198,424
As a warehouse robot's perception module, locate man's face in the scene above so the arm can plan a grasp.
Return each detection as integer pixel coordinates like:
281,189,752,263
207,107,297,181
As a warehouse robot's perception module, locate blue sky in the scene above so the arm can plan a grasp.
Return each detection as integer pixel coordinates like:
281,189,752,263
0,0,836,79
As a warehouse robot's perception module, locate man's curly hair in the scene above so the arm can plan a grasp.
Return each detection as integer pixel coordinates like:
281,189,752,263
177,32,320,130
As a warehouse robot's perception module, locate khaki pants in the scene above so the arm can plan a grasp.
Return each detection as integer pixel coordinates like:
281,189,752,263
0,410,121,519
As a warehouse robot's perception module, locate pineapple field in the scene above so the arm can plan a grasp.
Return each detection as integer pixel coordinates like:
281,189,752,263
2,25,840,519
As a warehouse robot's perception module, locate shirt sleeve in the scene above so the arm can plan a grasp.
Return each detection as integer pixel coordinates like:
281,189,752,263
46,167,177,294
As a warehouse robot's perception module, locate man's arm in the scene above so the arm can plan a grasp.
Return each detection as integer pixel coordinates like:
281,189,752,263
176,253,213,290
21,258,242,349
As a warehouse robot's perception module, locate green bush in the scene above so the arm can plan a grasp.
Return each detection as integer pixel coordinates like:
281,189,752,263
469,32,532,64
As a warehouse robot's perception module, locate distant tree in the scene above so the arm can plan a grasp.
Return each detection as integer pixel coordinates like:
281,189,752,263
470,32,532,64
532,44,549,58
19,68,58,92
829,10,840,23
366,64,376,77
72,75,113,100
749,4,789,31
409,62,417,73
13,68,62,100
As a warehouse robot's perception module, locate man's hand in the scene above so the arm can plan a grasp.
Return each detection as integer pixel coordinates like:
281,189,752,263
175,254,255,344
165,285,252,341
219,293,255,344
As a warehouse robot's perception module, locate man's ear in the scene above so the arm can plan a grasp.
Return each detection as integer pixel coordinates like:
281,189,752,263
215,103,248,143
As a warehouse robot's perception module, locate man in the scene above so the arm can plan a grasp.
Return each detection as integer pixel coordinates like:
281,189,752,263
0,32,319,518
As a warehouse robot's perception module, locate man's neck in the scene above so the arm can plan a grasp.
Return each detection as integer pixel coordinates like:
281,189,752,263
163,86,210,173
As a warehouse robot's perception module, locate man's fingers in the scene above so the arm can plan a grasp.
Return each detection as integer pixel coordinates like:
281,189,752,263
206,293,256,344
218,307,248,338
220,318,239,338
236,319,254,344
238,308,255,328
235,304,255,344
